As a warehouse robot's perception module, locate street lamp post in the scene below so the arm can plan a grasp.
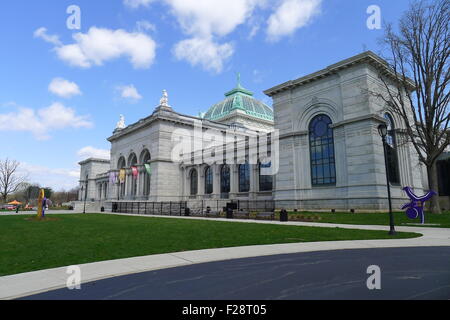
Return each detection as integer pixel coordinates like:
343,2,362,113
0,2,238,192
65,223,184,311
378,123,396,235
82,178,88,214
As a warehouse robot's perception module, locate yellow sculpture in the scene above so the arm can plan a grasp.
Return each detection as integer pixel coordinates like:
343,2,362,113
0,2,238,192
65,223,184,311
37,189,44,219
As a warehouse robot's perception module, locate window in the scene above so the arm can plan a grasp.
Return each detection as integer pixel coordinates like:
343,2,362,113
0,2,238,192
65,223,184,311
239,163,250,192
259,161,273,191
221,165,230,194
309,114,336,186
205,166,213,194
384,113,400,184
190,169,198,195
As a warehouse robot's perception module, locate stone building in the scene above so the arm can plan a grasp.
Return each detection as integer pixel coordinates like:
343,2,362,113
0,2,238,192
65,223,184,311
78,51,430,212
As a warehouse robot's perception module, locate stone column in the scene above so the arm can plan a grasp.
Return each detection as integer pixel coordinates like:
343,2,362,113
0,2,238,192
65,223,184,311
198,165,205,198
249,164,258,199
124,169,131,199
136,165,145,199
230,164,238,199
213,164,221,199
98,183,101,200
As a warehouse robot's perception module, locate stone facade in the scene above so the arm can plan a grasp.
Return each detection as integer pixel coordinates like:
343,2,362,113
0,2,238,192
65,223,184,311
264,51,425,210
78,51,427,211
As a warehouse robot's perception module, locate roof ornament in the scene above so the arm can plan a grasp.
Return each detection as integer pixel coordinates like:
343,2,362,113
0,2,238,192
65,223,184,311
160,89,169,107
116,114,126,130
237,72,241,87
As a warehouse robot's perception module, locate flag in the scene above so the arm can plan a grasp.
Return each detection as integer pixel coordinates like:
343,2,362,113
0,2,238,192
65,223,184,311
119,169,126,183
144,163,152,175
109,172,117,184
131,166,138,178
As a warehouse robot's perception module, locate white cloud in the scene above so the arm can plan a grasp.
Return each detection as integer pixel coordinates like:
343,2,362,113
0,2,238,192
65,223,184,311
136,20,156,33
166,0,264,73
18,162,80,191
35,27,157,69
165,0,264,37
48,78,82,98
77,146,110,160
0,102,93,140
33,27,62,46
173,37,233,73
267,0,321,42
117,84,143,101
124,0,154,9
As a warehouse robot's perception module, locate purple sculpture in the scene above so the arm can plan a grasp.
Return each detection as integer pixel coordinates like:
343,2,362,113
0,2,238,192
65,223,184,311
41,198,53,218
402,187,437,224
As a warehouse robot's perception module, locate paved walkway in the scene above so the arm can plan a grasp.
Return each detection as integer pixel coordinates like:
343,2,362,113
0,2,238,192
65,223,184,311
1,212,449,300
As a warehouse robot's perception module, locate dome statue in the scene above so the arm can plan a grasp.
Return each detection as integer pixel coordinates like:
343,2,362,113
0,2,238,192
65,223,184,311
116,114,126,130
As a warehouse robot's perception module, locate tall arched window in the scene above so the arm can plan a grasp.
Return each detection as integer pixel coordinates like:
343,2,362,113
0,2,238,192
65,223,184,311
384,113,400,184
128,153,138,197
190,169,198,195
239,163,250,192
221,165,230,195
259,161,273,191
309,114,336,186
205,166,213,194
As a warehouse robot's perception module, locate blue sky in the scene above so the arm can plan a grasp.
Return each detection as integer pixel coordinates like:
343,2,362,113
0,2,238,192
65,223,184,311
0,0,412,190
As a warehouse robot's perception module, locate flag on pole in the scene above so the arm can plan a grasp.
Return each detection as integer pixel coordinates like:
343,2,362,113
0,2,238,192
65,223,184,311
119,169,126,183
131,166,138,178
144,163,152,175
109,172,117,184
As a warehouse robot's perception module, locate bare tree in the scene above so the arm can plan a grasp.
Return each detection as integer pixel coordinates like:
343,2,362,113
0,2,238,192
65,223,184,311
373,0,449,213
0,158,28,203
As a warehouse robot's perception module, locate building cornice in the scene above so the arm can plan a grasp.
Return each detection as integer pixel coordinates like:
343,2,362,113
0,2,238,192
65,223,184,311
78,158,110,165
264,51,415,97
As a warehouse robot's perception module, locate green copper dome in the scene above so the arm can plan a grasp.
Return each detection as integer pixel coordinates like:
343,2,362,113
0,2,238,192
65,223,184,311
203,77,274,122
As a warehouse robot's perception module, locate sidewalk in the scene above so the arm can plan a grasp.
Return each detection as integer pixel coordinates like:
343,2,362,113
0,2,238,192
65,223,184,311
1,213,449,300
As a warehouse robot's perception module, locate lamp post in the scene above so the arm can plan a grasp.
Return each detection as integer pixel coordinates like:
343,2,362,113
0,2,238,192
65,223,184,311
82,177,88,214
378,123,396,235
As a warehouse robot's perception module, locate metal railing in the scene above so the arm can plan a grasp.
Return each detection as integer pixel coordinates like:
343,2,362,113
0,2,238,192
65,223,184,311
110,199,278,216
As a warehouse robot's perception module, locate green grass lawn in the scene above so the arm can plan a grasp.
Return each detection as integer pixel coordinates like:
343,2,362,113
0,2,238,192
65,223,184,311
284,211,450,228
0,214,420,276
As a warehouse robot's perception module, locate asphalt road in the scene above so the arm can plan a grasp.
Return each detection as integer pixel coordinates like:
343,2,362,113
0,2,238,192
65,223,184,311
22,247,450,300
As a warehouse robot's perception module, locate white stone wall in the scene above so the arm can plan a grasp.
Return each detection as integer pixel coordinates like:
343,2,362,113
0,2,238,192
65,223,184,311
79,160,110,201
272,61,425,210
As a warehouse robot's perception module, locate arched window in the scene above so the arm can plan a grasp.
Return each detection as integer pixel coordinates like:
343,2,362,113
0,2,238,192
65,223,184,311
221,165,230,194
309,114,336,186
128,153,138,197
205,166,213,194
239,163,250,192
259,161,273,191
190,169,198,195
384,113,400,184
